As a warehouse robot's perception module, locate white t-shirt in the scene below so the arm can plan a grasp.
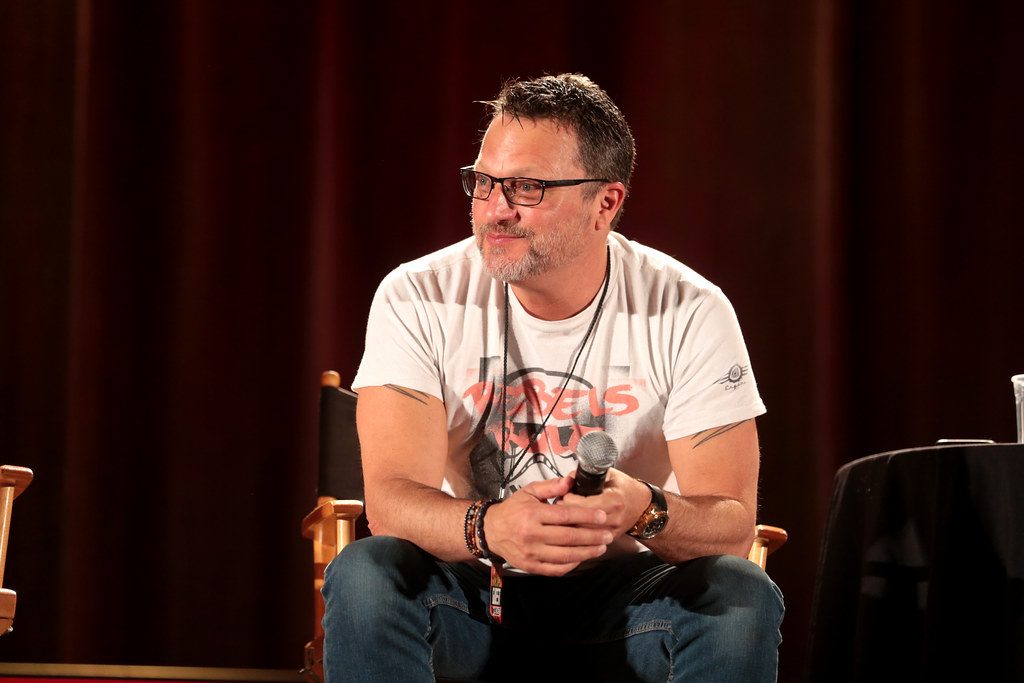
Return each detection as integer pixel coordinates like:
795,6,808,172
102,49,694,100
353,232,765,511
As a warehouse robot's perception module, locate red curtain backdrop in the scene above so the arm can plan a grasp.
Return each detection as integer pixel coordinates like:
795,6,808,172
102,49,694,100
1,1,1021,680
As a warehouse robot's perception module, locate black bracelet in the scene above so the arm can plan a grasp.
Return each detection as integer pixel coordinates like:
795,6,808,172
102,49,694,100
475,498,500,560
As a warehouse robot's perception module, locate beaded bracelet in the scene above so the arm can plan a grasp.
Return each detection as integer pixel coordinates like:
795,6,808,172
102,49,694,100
464,499,485,558
475,498,500,560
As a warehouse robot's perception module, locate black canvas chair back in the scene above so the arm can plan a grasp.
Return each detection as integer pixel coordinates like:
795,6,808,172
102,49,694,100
317,372,363,503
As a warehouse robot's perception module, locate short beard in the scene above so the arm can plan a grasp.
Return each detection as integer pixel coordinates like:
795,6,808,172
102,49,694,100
472,218,587,283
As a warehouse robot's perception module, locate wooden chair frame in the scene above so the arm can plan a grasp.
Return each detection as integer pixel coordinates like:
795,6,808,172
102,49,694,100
1,464,33,636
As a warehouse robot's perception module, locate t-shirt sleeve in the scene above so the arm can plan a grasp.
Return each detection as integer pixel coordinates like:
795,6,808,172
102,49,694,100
662,288,766,441
351,270,444,400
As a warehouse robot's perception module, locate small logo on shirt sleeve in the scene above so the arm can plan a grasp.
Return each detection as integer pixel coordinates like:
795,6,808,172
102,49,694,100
715,364,749,391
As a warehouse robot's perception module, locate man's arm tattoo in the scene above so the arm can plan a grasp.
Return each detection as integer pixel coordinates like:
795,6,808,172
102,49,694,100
690,421,743,448
384,384,430,405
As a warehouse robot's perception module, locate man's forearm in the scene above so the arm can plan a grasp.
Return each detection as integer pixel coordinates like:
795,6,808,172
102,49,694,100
365,477,478,562
640,492,756,563
643,418,760,563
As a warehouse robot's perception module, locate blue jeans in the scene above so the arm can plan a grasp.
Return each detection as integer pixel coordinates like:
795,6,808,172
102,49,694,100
322,536,784,682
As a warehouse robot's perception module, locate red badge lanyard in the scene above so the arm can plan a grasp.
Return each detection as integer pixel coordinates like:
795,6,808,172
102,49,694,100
489,563,503,624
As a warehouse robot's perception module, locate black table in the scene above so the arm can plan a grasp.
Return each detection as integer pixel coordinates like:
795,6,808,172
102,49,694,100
807,443,1024,682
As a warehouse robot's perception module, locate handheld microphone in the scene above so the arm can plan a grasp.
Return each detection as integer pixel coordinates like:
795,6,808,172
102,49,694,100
572,431,619,496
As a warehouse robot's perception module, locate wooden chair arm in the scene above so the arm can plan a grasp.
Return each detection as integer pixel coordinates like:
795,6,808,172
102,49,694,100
1,465,32,635
301,499,364,540
302,497,364,682
0,466,33,499
1,589,15,634
748,524,788,570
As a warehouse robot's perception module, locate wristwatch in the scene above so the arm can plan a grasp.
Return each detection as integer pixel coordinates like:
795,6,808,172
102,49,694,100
627,480,669,539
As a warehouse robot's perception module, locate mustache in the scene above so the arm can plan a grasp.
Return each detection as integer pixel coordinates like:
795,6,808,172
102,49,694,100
475,223,533,239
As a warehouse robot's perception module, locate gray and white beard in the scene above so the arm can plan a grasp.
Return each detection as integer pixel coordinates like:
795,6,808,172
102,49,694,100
472,218,588,283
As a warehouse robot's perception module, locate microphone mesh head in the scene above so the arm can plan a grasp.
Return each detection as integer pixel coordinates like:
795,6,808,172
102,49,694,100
576,431,618,475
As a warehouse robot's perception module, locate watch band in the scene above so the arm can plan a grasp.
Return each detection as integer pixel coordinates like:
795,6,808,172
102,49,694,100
628,480,669,539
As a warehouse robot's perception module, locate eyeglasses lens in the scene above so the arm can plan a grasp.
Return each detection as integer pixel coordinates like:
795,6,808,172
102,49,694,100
460,170,544,206
461,170,489,199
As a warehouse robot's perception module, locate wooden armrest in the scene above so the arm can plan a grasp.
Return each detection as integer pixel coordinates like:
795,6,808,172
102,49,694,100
754,524,788,552
301,499,364,540
747,524,788,570
0,466,33,499
302,497,365,670
1,588,15,624
2,466,34,596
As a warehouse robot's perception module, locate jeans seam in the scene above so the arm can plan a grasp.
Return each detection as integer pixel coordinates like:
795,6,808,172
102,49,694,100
423,596,472,674
623,619,673,638
423,594,471,614
562,618,674,645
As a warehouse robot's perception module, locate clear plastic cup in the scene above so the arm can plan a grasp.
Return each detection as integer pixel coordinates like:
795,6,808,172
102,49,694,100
1014,374,1024,443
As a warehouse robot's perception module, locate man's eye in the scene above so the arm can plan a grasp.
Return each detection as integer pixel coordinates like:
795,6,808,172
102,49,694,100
516,181,537,193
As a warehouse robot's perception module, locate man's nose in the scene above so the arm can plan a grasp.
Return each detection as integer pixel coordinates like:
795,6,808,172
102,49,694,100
478,184,519,222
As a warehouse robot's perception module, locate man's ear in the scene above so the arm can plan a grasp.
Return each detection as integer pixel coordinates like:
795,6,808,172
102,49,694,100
595,182,627,230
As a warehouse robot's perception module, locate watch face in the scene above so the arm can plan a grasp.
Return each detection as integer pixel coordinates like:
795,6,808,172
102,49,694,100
640,515,669,539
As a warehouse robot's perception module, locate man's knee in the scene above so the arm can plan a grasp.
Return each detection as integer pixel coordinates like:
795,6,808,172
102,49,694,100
322,536,436,625
706,555,782,598
683,554,785,657
691,554,784,618
652,554,784,636
662,556,783,681
326,536,424,587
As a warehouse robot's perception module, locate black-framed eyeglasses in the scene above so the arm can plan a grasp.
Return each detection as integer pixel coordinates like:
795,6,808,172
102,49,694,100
459,166,610,207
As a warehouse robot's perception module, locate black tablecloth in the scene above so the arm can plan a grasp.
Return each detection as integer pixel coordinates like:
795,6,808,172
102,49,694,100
807,443,1024,682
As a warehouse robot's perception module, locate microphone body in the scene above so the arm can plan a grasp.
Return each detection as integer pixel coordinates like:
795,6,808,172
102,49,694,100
573,467,607,496
572,431,619,496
